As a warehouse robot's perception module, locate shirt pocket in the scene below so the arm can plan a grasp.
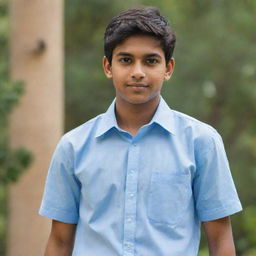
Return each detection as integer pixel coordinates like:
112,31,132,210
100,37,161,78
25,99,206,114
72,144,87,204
147,172,191,227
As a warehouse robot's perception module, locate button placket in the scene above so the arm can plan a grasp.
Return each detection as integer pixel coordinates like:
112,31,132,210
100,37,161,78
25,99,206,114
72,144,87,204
123,142,140,256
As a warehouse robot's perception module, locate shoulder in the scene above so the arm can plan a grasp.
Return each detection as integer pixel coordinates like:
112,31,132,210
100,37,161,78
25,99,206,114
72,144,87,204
171,110,223,151
57,113,104,153
172,110,218,135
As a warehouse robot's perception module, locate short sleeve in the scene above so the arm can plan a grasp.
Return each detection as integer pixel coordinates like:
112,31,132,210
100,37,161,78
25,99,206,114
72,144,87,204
193,131,242,222
39,135,81,224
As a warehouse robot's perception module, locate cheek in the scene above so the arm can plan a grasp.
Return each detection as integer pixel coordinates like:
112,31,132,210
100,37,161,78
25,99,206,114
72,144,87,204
151,71,166,83
112,73,125,87
112,68,128,82
112,73,122,83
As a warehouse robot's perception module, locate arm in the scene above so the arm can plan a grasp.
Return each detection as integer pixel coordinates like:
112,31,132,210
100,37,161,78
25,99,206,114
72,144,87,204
203,216,236,256
44,220,77,256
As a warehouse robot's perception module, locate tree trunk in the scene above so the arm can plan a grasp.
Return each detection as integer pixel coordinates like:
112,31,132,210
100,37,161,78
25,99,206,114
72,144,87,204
8,0,64,255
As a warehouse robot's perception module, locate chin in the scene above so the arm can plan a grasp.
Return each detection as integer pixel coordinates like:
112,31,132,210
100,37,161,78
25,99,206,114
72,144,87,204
121,95,160,105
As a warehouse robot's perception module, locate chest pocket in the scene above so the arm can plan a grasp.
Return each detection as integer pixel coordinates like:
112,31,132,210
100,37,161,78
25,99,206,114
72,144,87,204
147,172,191,227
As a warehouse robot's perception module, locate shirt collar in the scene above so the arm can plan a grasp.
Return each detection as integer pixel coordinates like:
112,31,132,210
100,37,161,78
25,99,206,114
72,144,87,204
150,96,176,135
95,99,118,138
95,96,176,138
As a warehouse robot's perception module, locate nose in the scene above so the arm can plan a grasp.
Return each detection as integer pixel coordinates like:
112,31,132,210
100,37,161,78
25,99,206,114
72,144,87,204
131,62,145,80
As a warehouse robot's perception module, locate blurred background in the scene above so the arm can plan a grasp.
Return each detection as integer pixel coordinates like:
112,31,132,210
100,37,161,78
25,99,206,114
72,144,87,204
1,0,256,255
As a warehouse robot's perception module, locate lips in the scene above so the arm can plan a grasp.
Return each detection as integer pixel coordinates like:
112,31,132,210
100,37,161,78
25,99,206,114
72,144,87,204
127,83,149,87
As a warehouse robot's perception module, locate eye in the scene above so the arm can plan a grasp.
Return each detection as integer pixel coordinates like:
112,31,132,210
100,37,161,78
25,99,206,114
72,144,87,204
119,57,132,63
146,58,159,65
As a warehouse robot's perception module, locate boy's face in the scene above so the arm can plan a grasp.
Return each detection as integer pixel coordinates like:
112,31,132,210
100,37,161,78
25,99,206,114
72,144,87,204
103,34,174,106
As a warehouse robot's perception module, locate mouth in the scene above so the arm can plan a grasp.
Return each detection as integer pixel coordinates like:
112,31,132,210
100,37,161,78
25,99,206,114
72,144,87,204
127,83,149,88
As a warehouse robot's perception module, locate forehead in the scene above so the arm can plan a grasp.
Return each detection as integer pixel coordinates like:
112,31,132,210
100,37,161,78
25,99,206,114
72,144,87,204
113,34,164,56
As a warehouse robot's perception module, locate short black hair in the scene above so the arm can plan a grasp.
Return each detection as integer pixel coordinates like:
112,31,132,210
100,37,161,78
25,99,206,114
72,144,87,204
104,6,176,65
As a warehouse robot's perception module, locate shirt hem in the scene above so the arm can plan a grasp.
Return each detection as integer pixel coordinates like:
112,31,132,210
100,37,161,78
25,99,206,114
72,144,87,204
198,201,242,222
39,206,78,224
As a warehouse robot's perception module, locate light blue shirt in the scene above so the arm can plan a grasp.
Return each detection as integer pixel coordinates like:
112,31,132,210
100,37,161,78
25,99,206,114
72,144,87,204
39,97,242,256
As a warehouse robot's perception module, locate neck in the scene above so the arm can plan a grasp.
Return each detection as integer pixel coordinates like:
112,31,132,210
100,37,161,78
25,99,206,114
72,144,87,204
115,96,160,136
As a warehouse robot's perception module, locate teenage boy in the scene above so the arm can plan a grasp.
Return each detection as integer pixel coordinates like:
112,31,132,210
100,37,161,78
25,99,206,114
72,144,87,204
40,6,242,256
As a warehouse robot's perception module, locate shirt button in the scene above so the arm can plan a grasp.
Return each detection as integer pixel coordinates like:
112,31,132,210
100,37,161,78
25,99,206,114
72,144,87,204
127,217,132,223
129,193,134,197
126,243,133,248
133,143,137,147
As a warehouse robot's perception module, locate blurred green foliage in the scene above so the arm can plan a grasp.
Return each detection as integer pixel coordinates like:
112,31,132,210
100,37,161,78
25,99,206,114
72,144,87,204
65,0,256,255
0,0,32,255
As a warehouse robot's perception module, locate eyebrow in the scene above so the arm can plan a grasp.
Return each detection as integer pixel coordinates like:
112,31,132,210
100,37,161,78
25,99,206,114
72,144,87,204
116,52,132,57
115,52,162,58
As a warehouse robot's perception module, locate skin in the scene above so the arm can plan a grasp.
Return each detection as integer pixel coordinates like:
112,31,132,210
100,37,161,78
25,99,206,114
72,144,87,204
203,217,236,256
103,34,174,136
44,34,237,255
44,220,76,256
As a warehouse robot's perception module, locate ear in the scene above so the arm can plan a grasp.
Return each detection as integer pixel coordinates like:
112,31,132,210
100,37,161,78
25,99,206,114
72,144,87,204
164,58,175,81
103,56,113,79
